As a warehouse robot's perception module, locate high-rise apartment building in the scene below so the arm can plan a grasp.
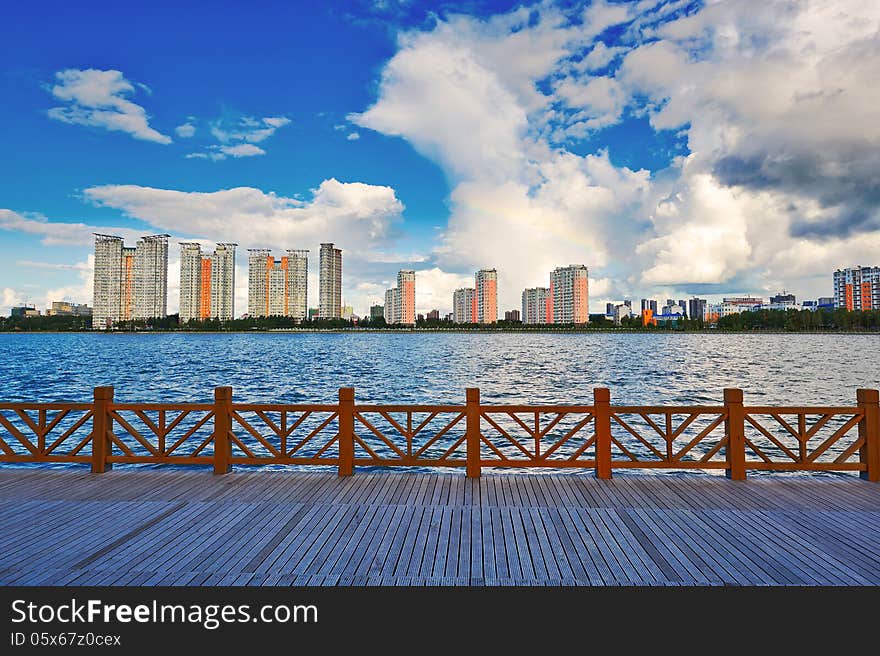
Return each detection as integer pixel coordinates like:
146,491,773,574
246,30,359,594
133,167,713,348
522,287,551,324
550,265,589,324
384,288,396,324
453,288,476,323
179,243,237,322
247,249,308,319
426,309,440,320
92,234,169,329
319,243,342,319
383,270,416,325
688,298,707,322
397,270,415,325
834,266,880,311
504,309,521,322
133,235,169,321
475,269,497,324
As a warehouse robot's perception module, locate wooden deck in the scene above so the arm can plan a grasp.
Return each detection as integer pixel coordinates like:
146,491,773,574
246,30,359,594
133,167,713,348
1,468,878,586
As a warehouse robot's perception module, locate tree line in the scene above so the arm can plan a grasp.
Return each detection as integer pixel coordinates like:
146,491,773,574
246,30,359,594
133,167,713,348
2,308,878,332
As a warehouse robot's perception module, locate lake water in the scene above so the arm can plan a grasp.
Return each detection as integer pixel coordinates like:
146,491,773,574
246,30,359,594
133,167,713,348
1,332,877,405
1,332,878,477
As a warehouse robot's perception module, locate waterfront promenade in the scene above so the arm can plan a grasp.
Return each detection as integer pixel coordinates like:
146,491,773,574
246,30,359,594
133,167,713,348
1,468,879,586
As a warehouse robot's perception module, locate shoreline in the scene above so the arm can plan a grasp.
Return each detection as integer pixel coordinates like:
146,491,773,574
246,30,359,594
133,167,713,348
2,328,879,335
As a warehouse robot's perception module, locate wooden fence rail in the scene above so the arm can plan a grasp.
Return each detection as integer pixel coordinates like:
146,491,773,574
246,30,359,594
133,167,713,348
0,387,877,482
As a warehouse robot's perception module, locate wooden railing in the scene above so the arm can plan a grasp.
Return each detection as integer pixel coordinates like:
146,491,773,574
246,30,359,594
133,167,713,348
0,386,877,481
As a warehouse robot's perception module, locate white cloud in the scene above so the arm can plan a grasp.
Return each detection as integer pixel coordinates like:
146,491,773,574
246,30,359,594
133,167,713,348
575,42,627,72
2,287,27,315
352,0,880,308
186,143,267,161
411,268,473,316
186,115,290,161
210,116,290,143
554,75,627,132
218,143,266,158
42,255,94,309
347,132,360,141
17,259,91,270
352,6,653,310
47,69,172,144
175,122,196,138
0,209,144,246
2,175,410,317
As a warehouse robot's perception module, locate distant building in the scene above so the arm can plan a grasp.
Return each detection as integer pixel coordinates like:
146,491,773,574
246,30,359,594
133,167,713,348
453,287,476,323
384,270,416,325
764,292,797,311
834,266,880,311
475,269,498,324
551,265,588,324
342,305,354,320
522,287,551,324
384,288,396,324
370,304,384,319
92,234,169,329
247,249,307,319
606,302,615,316
704,296,764,320
426,309,440,320
179,242,237,322
308,308,319,319
770,292,796,305
417,313,424,323
612,303,632,326
818,297,834,308
504,309,521,322
688,298,707,322
640,299,655,314
677,299,688,318
10,305,40,318
319,243,342,319
397,270,416,325
47,301,92,317
444,312,453,321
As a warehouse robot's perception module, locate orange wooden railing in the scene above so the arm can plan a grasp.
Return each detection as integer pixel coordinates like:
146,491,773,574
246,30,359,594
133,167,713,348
0,387,877,481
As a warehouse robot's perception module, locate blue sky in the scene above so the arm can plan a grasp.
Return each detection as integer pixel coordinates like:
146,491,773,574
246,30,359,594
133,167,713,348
1,0,877,315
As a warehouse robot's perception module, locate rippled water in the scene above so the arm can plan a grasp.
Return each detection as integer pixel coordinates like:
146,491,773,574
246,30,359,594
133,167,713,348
1,332,878,477
1,332,877,405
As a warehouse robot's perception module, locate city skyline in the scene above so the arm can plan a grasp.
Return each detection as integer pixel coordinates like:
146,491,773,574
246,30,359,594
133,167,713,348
2,2,879,318
83,233,874,324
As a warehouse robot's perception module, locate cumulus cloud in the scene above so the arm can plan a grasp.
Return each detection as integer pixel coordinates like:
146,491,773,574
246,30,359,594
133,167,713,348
2,176,410,316
352,4,654,310
47,69,172,144
0,209,143,246
352,0,880,307
347,132,360,141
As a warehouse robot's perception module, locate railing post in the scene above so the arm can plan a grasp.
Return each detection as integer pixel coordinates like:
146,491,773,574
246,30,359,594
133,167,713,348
338,387,354,477
857,389,879,482
594,387,611,480
724,388,746,480
213,386,232,475
466,388,481,478
91,386,113,473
